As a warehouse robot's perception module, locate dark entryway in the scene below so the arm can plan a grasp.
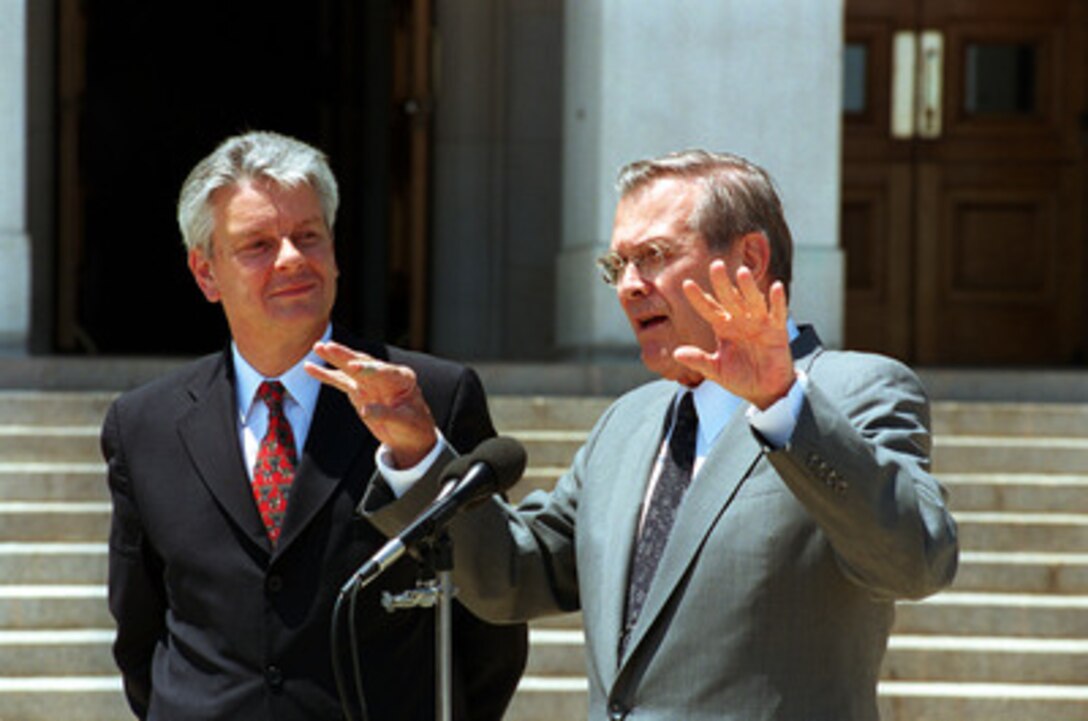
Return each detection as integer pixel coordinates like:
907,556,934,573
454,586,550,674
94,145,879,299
56,0,433,355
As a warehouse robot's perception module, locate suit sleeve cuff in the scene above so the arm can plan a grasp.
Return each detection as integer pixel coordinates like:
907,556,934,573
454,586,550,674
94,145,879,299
747,370,808,449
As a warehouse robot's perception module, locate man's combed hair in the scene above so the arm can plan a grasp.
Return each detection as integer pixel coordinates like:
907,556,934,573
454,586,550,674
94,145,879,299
616,149,793,292
177,131,340,255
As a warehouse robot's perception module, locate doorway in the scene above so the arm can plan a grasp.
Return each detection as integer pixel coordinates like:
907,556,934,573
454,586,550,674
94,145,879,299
55,0,433,355
843,0,1086,365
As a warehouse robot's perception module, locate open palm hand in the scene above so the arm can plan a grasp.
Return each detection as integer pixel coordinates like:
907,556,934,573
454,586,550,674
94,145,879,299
674,261,795,409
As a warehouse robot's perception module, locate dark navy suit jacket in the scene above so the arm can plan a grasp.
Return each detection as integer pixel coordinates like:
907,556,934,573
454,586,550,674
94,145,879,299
103,326,527,720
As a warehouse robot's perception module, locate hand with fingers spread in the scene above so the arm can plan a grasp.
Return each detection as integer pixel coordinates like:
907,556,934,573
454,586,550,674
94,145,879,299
675,261,796,409
306,340,438,468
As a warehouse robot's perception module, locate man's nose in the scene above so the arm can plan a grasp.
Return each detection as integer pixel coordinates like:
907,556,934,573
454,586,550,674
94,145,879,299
616,260,649,297
275,237,304,266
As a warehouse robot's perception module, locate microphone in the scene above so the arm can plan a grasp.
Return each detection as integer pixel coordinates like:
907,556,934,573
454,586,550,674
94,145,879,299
339,436,527,596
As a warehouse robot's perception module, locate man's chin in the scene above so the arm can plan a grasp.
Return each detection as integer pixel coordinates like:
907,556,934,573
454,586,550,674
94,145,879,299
640,344,675,375
640,347,703,386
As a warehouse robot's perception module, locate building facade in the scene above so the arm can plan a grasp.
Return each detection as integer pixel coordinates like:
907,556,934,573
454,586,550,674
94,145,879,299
2,0,1084,367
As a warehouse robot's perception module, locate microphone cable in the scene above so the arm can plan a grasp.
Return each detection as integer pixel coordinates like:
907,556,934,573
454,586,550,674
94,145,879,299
331,582,369,721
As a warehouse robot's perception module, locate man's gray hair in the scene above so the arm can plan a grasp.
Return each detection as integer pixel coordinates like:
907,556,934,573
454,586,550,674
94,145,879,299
616,149,793,292
177,130,339,255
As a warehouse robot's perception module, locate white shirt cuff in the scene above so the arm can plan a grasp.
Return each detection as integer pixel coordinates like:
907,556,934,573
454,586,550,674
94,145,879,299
375,431,452,498
747,370,808,449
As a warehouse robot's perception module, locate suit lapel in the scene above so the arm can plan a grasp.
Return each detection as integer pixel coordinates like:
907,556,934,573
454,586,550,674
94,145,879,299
618,408,762,664
177,353,271,554
581,384,673,680
275,385,371,554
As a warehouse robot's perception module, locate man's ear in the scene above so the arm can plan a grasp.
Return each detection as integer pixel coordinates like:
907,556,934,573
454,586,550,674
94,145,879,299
738,232,772,285
188,249,221,303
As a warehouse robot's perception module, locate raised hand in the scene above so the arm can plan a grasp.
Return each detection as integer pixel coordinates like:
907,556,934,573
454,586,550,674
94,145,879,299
305,341,438,468
674,260,795,409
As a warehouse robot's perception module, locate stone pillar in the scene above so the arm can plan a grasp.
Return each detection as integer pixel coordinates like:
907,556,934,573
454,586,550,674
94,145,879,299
0,1,29,353
558,0,845,356
430,0,564,361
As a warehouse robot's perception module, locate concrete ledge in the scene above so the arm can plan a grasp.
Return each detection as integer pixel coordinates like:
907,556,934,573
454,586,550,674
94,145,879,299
919,368,1088,404
2,356,1088,401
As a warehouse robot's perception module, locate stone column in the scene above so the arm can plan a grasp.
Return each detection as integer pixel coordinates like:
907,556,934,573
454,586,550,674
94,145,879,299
0,1,29,353
558,0,845,356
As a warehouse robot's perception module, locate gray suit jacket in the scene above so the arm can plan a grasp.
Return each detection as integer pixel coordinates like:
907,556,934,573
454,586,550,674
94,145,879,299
367,326,959,720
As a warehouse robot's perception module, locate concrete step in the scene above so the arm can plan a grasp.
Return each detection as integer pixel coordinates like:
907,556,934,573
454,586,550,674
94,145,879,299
0,630,114,676
0,543,108,585
0,392,1083,436
884,635,1088,685
0,658,1084,721
531,593,1088,638
525,628,1088,685
954,551,1088,594
17,543,1079,600
490,396,612,433
0,677,129,721
504,677,588,721
492,396,1088,438
0,503,110,543
933,435,1088,474
0,463,106,502
513,431,585,469
0,427,101,464
507,469,1088,514
0,392,114,427
0,587,112,629
516,434,1088,476
877,681,1088,721
503,678,1088,721
931,402,1088,438
895,592,1088,638
505,467,564,504
956,511,1088,553
944,473,1088,513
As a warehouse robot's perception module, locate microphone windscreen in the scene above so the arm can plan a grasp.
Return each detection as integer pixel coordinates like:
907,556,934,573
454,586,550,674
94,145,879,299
439,453,475,484
439,436,527,493
477,436,528,491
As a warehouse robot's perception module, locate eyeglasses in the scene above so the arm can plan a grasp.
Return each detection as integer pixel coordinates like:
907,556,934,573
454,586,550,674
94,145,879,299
595,242,674,285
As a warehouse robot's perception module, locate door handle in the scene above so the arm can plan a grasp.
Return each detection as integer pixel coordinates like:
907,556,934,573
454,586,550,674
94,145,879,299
917,30,944,139
891,31,918,139
890,30,943,140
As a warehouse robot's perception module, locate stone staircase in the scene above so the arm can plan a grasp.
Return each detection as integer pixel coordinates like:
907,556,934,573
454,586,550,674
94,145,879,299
0,389,1086,720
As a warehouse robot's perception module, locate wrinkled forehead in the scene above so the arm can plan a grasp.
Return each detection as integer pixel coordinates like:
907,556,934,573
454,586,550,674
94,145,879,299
611,176,704,251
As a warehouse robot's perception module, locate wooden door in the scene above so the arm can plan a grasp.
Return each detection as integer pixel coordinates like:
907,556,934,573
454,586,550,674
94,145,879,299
844,0,1086,365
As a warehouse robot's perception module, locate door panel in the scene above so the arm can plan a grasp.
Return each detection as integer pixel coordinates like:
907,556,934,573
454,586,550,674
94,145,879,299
842,163,913,359
916,163,1080,364
844,0,1085,365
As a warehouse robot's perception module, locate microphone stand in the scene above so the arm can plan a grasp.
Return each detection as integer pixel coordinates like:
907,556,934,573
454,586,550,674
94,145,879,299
381,530,455,721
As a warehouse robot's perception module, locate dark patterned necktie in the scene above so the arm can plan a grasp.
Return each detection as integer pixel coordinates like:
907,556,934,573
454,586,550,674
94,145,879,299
622,391,698,653
252,381,297,545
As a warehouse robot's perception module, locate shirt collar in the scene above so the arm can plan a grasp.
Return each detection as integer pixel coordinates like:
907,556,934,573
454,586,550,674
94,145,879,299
682,316,801,447
233,324,332,420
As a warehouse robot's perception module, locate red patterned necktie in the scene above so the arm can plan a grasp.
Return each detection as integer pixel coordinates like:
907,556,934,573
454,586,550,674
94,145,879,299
252,380,297,545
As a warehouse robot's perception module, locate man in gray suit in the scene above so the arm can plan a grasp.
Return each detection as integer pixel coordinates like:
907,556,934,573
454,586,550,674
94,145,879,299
314,150,959,720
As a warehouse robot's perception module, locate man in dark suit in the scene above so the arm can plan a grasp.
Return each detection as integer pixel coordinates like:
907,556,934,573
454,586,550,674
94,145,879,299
102,130,527,720
322,150,960,720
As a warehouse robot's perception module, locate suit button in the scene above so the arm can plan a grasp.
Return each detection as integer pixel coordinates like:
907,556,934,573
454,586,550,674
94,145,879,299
266,574,284,594
608,702,628,720
265,665,284,692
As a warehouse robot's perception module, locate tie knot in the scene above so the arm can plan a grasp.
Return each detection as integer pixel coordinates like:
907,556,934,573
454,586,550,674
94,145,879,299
669,392,698,471
257,380,287,413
